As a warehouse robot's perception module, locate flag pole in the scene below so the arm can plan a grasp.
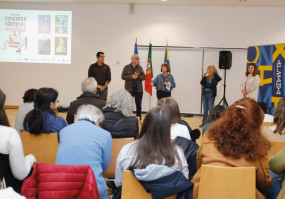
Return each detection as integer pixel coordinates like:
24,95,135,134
149,38,151,111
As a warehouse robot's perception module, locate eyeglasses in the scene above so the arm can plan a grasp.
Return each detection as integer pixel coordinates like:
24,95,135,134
133,58,140,60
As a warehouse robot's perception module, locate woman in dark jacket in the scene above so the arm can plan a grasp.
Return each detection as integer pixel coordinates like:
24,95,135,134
200,65,221,127
101,89,138,138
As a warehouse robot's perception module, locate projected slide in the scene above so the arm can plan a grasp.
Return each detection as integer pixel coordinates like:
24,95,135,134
0,9,72,64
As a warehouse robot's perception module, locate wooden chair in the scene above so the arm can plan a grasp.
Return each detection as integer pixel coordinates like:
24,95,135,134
198,165,256,199
121,170,176,199
268,141,285,158
260,122,274,131
103,138,134,178
20,131,59,165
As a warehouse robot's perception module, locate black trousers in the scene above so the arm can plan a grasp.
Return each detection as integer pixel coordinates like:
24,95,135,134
130,91,143,118
156,90,171,100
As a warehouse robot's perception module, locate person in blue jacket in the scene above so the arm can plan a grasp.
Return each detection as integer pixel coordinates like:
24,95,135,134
56,104,112,199
151,63,176,100
24,87,66,140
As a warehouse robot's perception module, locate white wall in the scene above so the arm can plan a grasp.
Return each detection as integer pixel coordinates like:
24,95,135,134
0,3,284,114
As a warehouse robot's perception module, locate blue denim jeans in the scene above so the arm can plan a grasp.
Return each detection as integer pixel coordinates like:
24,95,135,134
202,93,215,124
267,171,282,199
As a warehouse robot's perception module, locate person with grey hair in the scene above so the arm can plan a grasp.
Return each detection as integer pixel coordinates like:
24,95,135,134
66,77,106,125
121,54,145,120
56,104,112,199
101,89,139,138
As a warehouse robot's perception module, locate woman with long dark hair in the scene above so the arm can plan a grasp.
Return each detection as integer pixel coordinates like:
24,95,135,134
114,106,188,187
0,89,36,193
24,87,66,139
192,98,271,199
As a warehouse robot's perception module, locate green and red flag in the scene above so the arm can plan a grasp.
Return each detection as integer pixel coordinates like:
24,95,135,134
145,43,153,95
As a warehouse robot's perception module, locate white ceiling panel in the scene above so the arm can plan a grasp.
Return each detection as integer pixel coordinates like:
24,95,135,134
0,0,285,7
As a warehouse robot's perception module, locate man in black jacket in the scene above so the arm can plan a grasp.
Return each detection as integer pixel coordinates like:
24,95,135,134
66,77,106,124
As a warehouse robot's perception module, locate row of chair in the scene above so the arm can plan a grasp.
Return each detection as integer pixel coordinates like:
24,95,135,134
121,166,255,199
20,131,134,178
19,130,285,199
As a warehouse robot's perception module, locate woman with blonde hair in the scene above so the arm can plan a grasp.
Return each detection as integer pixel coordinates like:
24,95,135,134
192,98,271,199
200,65,221,127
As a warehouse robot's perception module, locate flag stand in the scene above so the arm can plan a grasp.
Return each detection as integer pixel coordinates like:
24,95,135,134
148,94,151,111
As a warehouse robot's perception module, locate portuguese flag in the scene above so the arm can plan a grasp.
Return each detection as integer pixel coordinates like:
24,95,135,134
145,43,153,95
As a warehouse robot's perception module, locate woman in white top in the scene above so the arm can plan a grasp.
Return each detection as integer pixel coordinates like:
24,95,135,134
240,63,260,101
262,98,285,142
114,106,188,187
15,88,37,133
0,89,36,193
157,97,191,140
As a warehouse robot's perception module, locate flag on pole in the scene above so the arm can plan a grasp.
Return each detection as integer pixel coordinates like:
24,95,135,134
134,38,138,54
164,45,170,65
145,43,153,95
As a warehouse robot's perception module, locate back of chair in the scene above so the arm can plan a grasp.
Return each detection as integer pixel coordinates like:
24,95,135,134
198,165,256,199
268,141,285,158
21,163,100,199
122,170,176,199
261,122,274,130
103,138,134,178
20,131,58,164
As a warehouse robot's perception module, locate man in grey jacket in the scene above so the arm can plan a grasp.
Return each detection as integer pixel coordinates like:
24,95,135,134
121,54,145,120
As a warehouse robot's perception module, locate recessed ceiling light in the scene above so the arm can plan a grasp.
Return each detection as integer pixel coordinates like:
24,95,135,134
161,0,167,2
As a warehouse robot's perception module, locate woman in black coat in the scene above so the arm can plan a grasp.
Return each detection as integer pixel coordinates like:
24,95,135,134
101,89,138,138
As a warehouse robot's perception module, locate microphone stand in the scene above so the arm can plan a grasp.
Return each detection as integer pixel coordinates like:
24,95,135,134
218,68,229,108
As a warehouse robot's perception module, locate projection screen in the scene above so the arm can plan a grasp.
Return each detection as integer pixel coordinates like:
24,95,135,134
0,9,72,64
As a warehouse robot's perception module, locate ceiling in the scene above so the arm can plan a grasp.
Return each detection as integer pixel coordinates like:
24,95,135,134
0,0,285,7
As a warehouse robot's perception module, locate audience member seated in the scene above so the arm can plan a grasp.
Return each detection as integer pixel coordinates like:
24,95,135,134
202,105,226,136
56,104,112,199
258,101,274,122
157,97,192,140
262,98,285,142
15,88,37,133
192,98,272,199
24,87,67,141
66,77,106,125
267,147,285,199
0,89,36,193
114,106,189,189
101,89,138,138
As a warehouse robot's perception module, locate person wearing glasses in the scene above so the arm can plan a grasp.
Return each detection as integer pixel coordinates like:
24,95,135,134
24,87,67,141
88,52,111,99
121,54,145,120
